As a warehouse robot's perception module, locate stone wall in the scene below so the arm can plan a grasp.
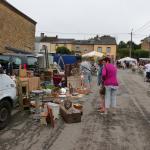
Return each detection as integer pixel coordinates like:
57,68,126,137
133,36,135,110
0,2,36,53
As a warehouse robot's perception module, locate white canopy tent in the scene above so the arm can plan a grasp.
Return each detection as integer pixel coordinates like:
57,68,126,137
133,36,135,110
82,51,104,58
145,63,150,68
118,57,137,63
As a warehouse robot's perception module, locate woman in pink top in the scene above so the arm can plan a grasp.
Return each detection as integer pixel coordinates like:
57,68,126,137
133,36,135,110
102,57,119,115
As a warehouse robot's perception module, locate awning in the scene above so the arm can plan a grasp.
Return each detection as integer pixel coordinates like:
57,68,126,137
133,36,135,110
118,57,137,63
5,46,33,54
82,51,104,58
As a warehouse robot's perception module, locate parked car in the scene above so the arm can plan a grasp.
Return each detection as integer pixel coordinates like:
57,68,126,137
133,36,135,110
0,73,16,129
0,53,38,75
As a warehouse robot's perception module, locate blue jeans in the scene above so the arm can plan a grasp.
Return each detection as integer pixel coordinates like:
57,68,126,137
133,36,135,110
105,86,117,109
83,73,92,83
83,73,92,89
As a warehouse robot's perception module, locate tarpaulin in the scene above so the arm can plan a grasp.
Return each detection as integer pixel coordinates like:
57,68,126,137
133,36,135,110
53,54,77,69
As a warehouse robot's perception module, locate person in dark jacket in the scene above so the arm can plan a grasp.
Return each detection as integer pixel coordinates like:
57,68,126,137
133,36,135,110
97,59,105,113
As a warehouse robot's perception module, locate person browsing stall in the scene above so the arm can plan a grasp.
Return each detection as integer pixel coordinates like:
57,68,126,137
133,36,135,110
80,58,92,91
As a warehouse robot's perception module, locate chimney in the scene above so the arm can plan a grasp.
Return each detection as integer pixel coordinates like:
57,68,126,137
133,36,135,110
56,35,58,39
41,33,45,38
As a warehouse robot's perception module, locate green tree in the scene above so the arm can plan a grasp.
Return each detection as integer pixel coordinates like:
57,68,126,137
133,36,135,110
117,48,129,58
133,50,149,58
118,41,127,49
117,40,142,59
56,46,71,54
126,41,141,50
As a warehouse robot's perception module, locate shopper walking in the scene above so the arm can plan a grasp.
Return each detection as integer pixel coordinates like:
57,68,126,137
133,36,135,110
80,58,92,92
102,57,119,115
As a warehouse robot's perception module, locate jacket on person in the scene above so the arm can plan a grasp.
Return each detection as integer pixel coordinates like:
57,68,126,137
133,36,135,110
102,63,118,86
80,61,91,75
97,64,103,86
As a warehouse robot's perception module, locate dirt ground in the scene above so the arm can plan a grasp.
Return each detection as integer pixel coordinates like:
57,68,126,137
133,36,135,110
0,69,150,150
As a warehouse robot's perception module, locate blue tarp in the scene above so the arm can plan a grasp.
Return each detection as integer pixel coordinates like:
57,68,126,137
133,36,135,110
53,54,77,69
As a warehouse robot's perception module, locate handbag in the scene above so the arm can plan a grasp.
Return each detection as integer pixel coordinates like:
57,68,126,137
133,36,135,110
99,65,107,95
99,85,105,95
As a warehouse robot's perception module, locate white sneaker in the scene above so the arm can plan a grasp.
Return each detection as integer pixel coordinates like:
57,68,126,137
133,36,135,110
104,111,108,115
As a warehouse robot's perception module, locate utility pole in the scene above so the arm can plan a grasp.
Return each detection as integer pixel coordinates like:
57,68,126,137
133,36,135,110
129,30,133,57
148,36,150,58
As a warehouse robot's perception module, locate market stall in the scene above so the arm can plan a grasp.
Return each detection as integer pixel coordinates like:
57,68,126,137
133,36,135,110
82,51,104,58
15,62,86,127
118,57,137,64
0,51,89,129
118,57,137,68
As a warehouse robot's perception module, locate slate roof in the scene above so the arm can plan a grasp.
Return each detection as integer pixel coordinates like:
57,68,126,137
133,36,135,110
40,36,58,42
94,36,116,45
36,35,116,45
141,36,150,42
0,0,36,25
75,36,116,45
75,40,94,45
52,39,75,44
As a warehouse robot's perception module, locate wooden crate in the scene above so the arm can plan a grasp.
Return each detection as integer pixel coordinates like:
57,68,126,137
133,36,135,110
60,105,81,123
67,76,81,89
76,88,89,95
17,78,29,108
28,77,40,92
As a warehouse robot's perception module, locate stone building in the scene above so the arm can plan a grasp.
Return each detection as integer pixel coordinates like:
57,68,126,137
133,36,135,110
93,35,117,59
35,34,117,59
0,0,36,53
35,33,75,53
75,40,94,55
141,36,150,51
75,35,117,59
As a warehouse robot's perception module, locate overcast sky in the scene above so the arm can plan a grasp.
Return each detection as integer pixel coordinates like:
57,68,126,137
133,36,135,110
7,0,150,43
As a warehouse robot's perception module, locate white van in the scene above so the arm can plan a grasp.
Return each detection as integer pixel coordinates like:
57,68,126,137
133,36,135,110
0,74,16,129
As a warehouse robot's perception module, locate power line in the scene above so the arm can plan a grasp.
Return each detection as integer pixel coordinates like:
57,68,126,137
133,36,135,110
36,30,129,36
36,30,149,44
134,20,150,33
134,33,148,36
136,25,150,33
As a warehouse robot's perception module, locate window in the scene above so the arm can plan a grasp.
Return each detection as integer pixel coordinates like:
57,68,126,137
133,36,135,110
27,57,37,69
76,45,80,50
0,55,10,69
97,47,102,52
12,57,22,69
106,47,111,53
13,57,21,65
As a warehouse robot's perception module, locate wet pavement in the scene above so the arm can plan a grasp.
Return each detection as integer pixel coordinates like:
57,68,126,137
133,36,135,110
0,69,150,150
